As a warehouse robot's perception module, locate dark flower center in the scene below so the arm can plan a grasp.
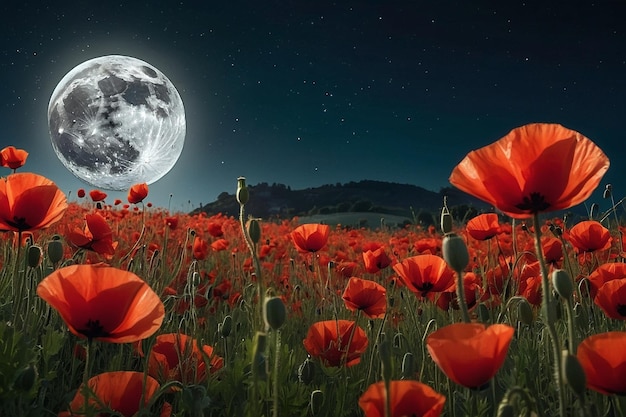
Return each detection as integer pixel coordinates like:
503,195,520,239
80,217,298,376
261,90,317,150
617,304,626,317
8,216,30,231
80,319,109,339
418,282,434,297
516,192,550,213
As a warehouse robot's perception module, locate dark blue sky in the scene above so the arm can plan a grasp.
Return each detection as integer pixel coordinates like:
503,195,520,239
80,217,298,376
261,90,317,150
1,1,625,210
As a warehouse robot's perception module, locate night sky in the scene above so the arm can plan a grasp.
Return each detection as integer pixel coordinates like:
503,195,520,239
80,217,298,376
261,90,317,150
1,1,625,211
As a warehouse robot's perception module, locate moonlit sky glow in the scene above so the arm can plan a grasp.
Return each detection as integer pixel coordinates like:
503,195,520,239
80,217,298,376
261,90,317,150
1,1,625,210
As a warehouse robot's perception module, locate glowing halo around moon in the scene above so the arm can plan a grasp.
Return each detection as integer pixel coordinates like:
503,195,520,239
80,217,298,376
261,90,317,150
48,55,186,191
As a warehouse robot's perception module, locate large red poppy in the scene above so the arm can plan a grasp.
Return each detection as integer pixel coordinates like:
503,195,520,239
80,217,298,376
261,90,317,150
587,262,626,298
426,323,514,388
449,123,609,219
147,333,224,384
58,371,165,417
37,264,164,343
392,254,455,297
566,220,612,253
67,212,116,255
128,182,149,204
594,278,626,320
577,331,626,395
291,223,330,253
466,213,500,241
0,145,28,169
342,277,387,319
303,320,368,367
0,173,67,232
362,246,393,273
359,380,445,417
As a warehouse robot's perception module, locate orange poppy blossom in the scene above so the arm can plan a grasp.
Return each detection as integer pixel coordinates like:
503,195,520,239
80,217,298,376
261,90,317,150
89,189,108,202
594,278,626,320
144,333,224,385
586,262,626,298
58,371,169,417
466,213,500,241
0,172,67,232
0,145,28,170
37,264,164,343
449,123,610,219
67,212,117,255
192,236,209,260
291,223,330,253
358,380,446,417
577,331,626,395
303,319,368,367
128,182,149,204
392,254,455,298
426,322,514,389
342,277,387,319
362,246,393,273
566,220,612,253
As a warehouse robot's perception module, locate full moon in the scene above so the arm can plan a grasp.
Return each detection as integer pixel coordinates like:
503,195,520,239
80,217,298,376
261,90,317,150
48,55,186,190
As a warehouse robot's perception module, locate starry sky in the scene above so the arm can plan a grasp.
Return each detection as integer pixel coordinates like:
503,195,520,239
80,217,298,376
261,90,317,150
1,1,625,211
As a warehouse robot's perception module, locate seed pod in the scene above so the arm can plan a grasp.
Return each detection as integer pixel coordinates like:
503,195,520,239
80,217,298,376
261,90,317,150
552,269,573,300
562,350,586,397
220,315,232,338
440,203,452,234
247,218,261,244
236,177,249,205
442,233,469,273
517,298,534,326
264,296,287,330
47,237,64,265
27,245,42,268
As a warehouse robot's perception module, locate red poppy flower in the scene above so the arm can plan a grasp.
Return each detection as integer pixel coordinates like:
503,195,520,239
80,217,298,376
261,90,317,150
128,182,149,204
426,323,514,388
567,220,612,253
89,189,108,202
37,264,165,343
211,238,229,251
291,223,330,253
67,212,117,255
594,278,626,320
193,236,209,260
0,173,67,232
362,247,393,273
465,213,500,241
392,254,455,298
207,221,224,237
76,188,86,198
449,123,610,219
58,371,165,417
0,146,28,169
541,237,563,265
577,331,626,395
359,380,445,417
303,319,368,367
165,216,179,230
587,262,626,298
147,333,224,384
342,277,387,319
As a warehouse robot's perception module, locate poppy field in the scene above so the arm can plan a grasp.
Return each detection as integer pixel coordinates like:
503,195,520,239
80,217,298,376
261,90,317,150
2,123,626,417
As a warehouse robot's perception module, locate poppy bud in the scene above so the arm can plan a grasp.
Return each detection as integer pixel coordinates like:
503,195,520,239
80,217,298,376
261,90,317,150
496,403,515,417
561,350,586,397
603,184,612,199
263,296,286,330
220,315,232,338
440,202,452,234
310,390,324,416
298,357,315,384
589,202,598,219
401,352,415,379
236,176,249,205
13,363,37,392
27,245,42,268
247,218,261,244
47,237,64,265
442,233,469,273
517,298,534,326
552,269,573,300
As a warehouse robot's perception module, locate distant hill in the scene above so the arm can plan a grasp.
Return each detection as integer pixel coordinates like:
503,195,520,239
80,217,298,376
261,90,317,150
193,180,493,225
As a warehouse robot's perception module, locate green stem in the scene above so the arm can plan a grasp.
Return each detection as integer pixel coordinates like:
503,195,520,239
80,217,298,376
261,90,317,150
455,269,471,323
272,330,281,417
532,213,565,416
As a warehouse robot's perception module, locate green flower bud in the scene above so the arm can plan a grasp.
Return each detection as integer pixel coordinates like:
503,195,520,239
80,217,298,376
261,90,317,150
517,297,534,326
604,184,612,199
298,357,315,385
310,390,324,416
562,350,586,397
264,296,287,330
236,176,249,205
13,363,37,392
47,237,64,265
27,245,42,268
440,202,452,234
442,233,469,273
401,352,415,379
496,403,515,417
247,218,261,244
552,269,573,300
220,315,232,338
